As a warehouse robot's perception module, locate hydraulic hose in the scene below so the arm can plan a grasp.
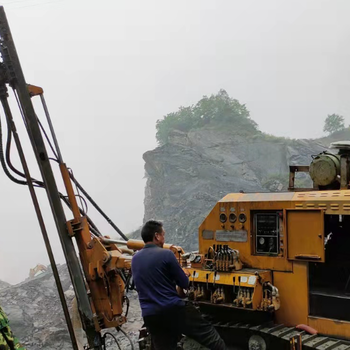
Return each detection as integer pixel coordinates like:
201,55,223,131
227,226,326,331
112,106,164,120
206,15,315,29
69,173,128,241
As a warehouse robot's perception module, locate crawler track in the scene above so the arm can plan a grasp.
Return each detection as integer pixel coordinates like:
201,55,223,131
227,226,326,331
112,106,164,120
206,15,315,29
213,321,350,350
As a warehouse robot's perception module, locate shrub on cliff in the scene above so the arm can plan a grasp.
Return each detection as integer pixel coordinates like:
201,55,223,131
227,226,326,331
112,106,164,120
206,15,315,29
156,89,258,144
323,113,345,134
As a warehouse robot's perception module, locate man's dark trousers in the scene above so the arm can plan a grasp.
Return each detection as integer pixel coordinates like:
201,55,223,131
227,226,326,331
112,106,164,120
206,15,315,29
144,302,227,350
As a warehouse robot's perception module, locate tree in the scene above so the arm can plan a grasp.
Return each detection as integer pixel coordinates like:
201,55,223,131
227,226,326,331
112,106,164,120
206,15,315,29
323,114,345,134
156,90,258,144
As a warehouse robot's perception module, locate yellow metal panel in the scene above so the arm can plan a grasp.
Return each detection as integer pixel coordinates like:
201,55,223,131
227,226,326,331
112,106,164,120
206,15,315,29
287,210,325,262
219,190,350,215
291,190,350,214
308,317,350,340
186,268,271,287
199,201,293,272
274,262,308,326
220,193,244,202
220,192,294,203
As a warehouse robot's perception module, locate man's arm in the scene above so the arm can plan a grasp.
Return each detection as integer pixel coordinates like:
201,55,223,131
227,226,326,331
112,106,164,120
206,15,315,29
167,251,189,289
176,285,187,298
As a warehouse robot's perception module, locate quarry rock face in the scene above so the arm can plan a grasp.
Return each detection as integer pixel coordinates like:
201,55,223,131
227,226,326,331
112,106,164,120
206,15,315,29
0,280,10,290
140,127,335,251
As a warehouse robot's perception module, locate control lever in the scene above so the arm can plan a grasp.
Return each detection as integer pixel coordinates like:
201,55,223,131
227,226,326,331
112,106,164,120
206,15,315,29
192,270,196,288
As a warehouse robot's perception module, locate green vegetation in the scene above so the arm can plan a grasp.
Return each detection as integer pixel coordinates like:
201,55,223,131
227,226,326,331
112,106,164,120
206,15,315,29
156,89,258,145
323,114,345,134
156,91,348,145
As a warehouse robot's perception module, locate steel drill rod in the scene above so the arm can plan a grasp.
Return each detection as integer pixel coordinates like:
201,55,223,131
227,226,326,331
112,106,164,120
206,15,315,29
40,94,63,162
0,94,79,350
101,238,129,245
0,6,102,349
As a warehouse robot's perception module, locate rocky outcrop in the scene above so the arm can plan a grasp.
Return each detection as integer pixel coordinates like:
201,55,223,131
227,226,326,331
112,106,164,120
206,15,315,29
1,265,73,349
0,280,10,290
141,127,347,251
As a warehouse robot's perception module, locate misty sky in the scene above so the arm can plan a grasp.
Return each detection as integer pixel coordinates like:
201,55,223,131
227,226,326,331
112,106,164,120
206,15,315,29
0,0,349,283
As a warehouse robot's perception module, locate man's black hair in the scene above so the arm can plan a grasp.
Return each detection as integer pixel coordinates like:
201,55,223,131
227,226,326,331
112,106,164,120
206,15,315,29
141,220,163,243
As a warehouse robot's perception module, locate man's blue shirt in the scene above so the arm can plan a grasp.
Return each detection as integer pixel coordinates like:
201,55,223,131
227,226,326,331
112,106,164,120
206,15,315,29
131,243,189,317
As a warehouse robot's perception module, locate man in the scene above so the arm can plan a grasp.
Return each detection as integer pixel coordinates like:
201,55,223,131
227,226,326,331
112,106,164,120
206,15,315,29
0,305,26,350
132,220,227,350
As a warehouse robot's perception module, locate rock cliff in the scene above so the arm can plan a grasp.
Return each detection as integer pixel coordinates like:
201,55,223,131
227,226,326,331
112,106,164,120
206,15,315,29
0,280,10,290
141,126,350,251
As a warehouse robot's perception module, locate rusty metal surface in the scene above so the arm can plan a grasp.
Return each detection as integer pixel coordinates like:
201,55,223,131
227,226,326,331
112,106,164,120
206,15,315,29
215,230,248,242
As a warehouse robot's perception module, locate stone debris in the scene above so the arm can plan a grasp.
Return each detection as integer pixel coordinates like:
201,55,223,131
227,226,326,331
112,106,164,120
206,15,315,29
0,264,143,350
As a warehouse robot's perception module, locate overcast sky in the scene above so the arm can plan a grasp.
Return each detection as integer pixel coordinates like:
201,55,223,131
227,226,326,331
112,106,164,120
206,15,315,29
0,0,349,283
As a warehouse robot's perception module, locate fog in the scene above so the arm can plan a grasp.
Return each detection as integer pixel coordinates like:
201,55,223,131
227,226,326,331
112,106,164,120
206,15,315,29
0,0,349,283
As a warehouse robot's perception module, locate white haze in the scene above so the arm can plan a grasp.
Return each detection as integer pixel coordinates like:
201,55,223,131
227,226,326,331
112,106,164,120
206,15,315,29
0,0,349,283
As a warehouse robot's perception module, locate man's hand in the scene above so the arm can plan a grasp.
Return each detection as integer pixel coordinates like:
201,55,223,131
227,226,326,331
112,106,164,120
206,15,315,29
183,268,191,277
176,286,187,298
